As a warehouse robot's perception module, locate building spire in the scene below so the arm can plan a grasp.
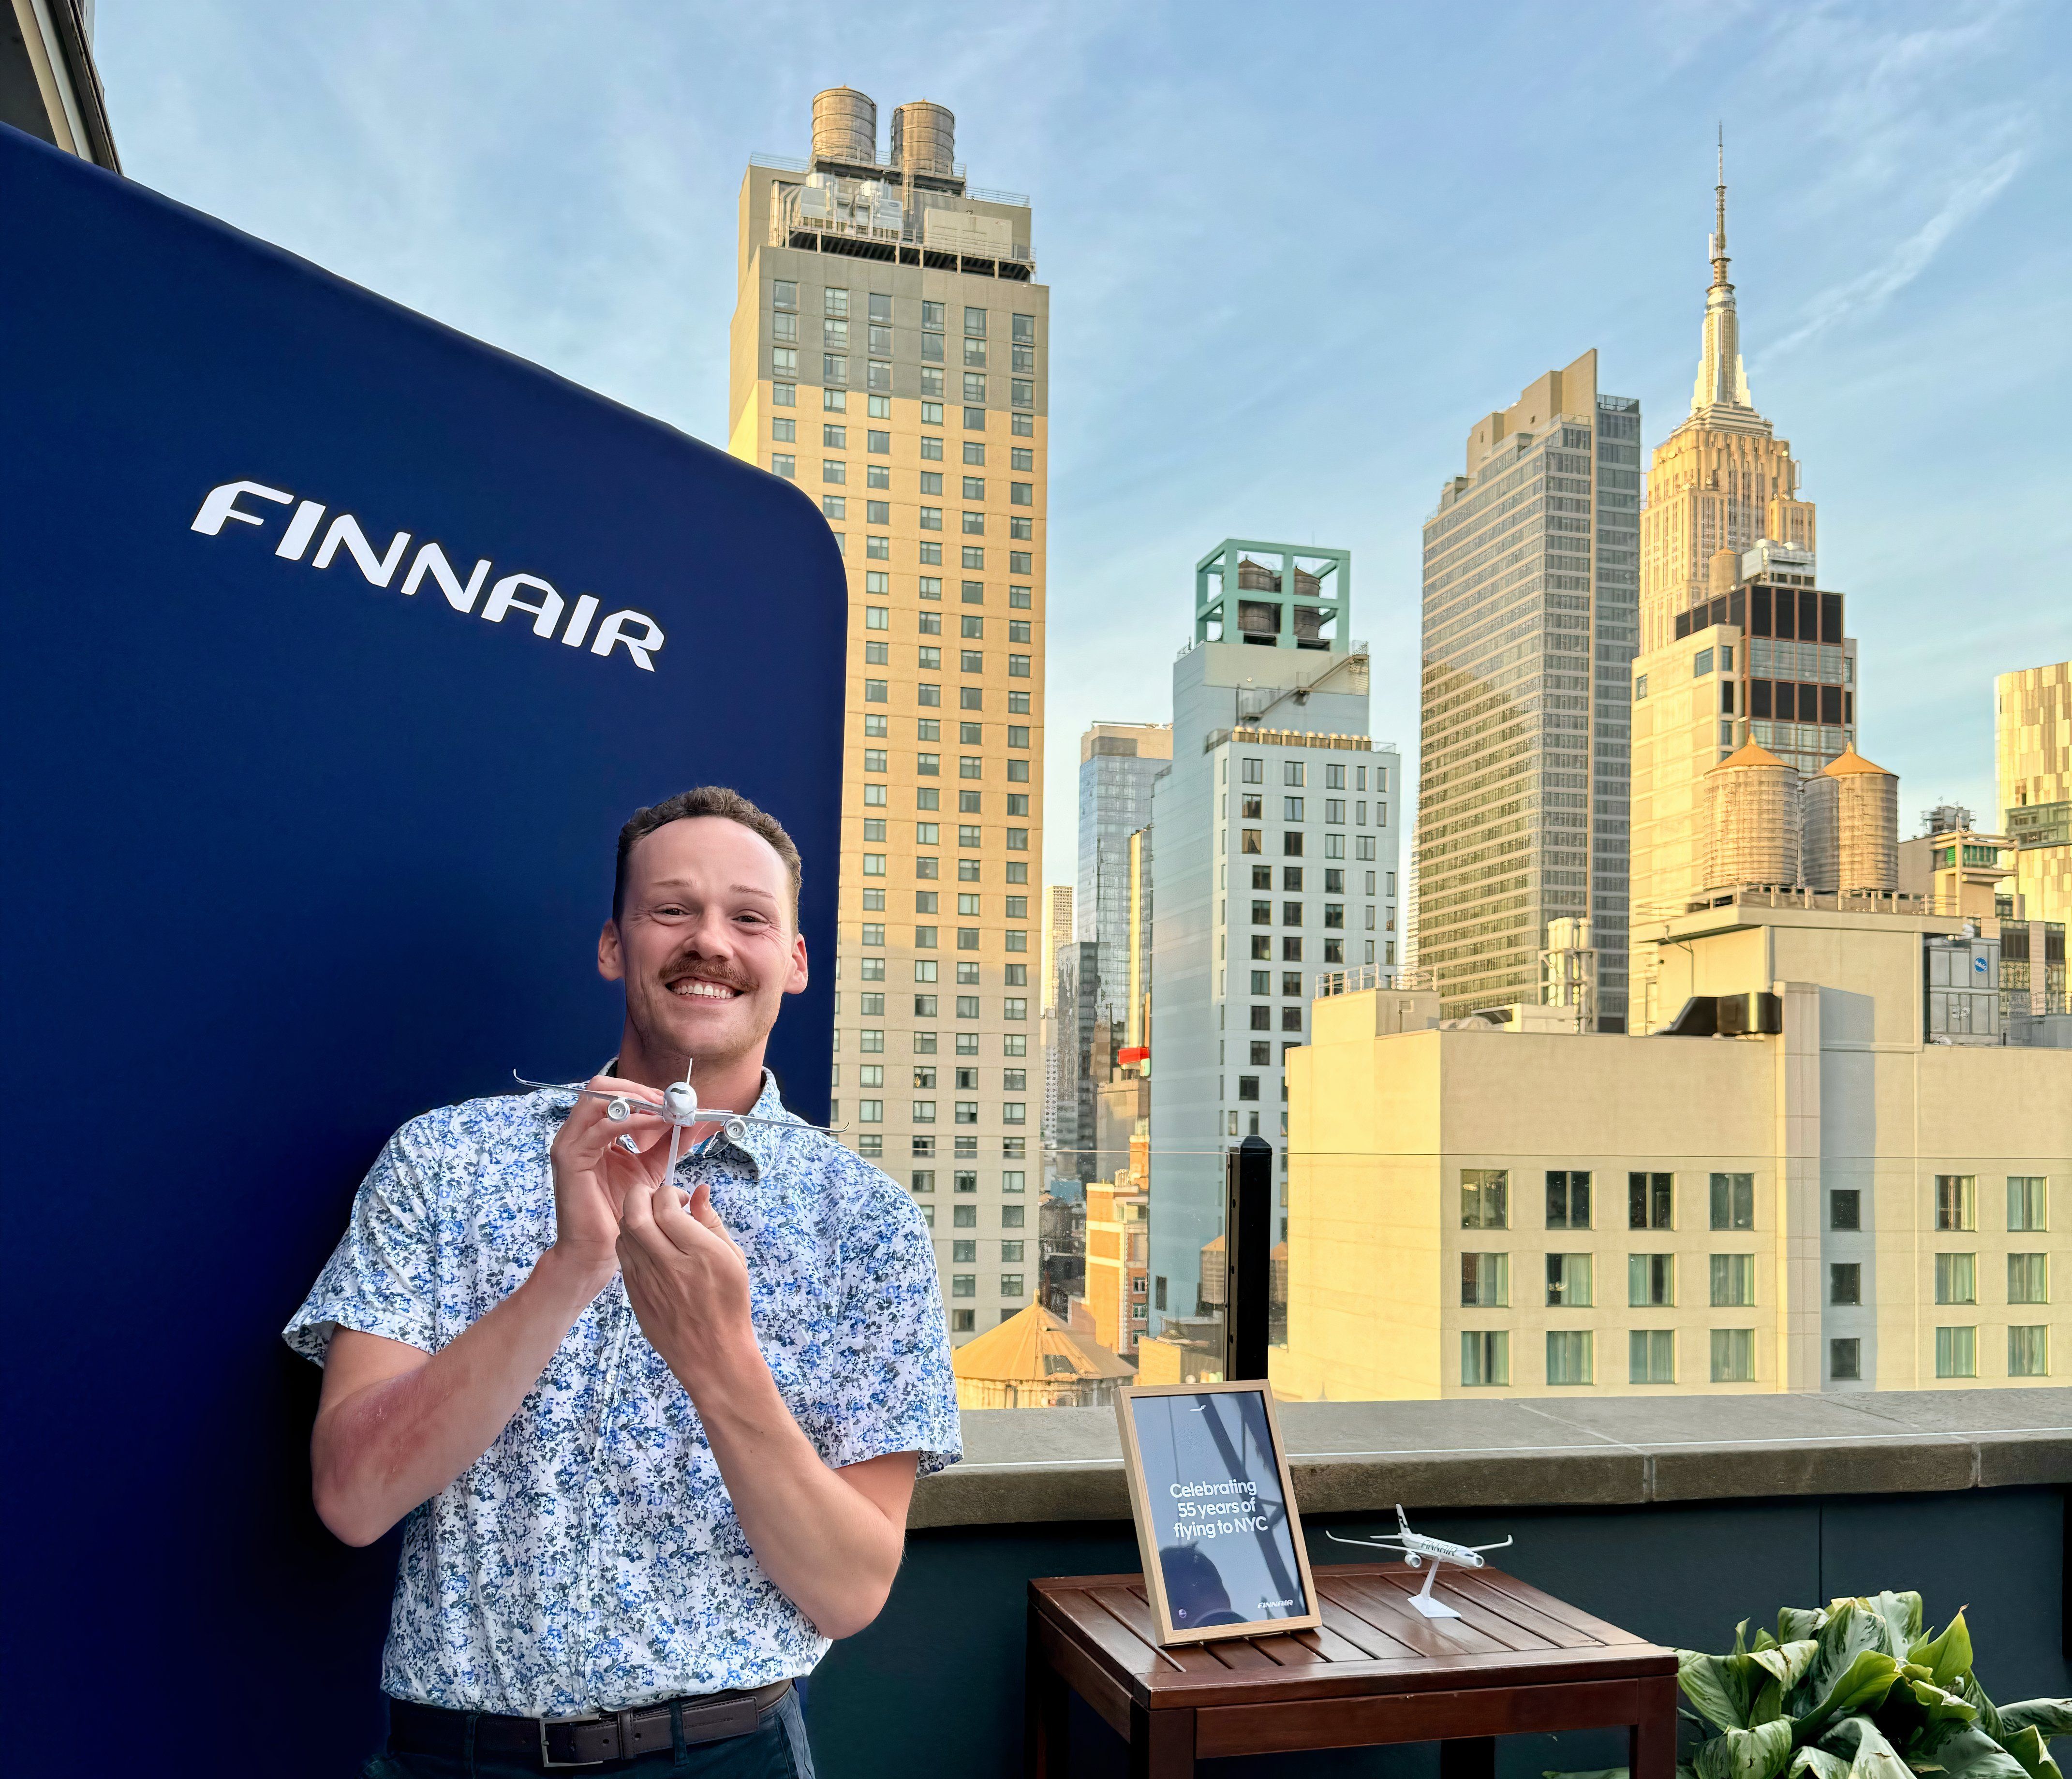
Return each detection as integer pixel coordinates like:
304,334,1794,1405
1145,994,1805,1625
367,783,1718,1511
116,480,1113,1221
1710,125,1730,291
1690,125,1755,416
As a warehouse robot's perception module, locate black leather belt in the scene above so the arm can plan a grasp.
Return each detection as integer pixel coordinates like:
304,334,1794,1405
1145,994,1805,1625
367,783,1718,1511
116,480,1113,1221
387,1679,792,1769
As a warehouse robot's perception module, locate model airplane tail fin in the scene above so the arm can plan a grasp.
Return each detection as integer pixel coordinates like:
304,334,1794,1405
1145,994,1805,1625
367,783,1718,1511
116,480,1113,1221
1396,1503,1412,1534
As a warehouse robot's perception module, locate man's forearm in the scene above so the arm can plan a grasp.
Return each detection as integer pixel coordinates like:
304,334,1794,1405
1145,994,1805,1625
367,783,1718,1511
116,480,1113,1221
681,1331,907,1639
312,1247,607,1545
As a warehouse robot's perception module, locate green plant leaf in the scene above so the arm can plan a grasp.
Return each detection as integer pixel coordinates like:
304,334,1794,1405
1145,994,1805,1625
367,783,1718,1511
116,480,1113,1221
1797,1649,1902,1738
1999,1726,2064,1779
1751,1642,1820,1696
1961,1679,2005,1745
1910,1614,1975,1690
1996,1703,2072,1741
1874,1593,1925,1653
1914,1721,2030,1779
1788,1748,1851,1779
1543,1769,1628,1779
1683,1651,1757,1731
1820,1714,1911,1779
1694,1718,1798,1779
1781,1608,1829,1645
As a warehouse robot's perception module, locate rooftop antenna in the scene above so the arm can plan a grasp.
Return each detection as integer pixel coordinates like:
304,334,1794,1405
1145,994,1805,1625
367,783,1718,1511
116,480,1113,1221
1711,124,1730,290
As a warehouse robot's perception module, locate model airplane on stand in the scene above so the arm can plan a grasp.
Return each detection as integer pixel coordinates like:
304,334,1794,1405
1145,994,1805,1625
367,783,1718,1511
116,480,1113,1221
1325,1505,1514,1618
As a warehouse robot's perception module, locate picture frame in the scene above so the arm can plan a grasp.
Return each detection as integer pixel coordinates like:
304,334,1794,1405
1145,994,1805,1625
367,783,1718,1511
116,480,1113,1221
1115,1380,1321,1646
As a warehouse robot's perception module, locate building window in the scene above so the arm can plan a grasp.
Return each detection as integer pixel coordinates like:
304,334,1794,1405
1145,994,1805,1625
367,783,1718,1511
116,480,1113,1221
772,382,796,406
1934,1325,1976,1379
1935,1175,1976,1232
1461,1168,1507,1230
1830,1338,1861,1381
1461,1330,1509,1387
1933,1252,1976,1305
770,454,795,478
1546,1171,1592,1229
1709,1172,1754,1231
2008,1176,2048,1231
1628,1253,1674,1307
1709,1253,1755,1308
1830,1189,1861,1230
2008,1253,2048,1305
951,1276,975,1299
1284,797,1303,821
1545,1330,1593,1386
1710,1328,1755,1383
1461,1253,1509,1308
2008,1326,2049,1377
1629,1172,1673,1230
1546,1253,1593,1308
1629,1330,1675,1385
1283,833,1303,857
1830,1262,1862,1305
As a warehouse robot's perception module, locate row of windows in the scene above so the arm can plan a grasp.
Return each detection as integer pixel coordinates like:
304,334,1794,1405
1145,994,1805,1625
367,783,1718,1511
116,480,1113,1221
840,992,1029,1019
855,1134,1027,1161
1457,1171,2055,1234
863,610,1033,641
817,496,1037,539
858,923,1028,947
852,543,1036,572
1242,901,1370,928
1234,796,1386,825
1458,1251,2052,1309
768,388,1037,443
776,322,1036,373
815,463,1036,504
1237,831,1382,860
861,683,1035,713
1243,936,1343,963
772,283,1037,343
949,1275,1026,1299
856,952,1030,981
773,423,1035,470
1235,865,1390,895
859,825,1029,853
860,646,1033,673
770,352,1039,407
1460,1327,2051,1385
841,1030,1026,1056
860,785,1033,814
861,574,1034,609
1232,758,1386,791
862,718,1032,747
838,1065,1028,1088
847,1101,1027,1125
860,852,1028,884
858,888,1032,914
909,1169,1027,1194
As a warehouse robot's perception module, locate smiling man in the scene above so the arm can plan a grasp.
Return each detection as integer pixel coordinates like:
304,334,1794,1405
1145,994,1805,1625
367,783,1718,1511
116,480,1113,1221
284,787,957,1778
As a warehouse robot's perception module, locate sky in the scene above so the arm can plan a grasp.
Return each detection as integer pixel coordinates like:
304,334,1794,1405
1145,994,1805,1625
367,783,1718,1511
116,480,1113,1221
98,0,2072,893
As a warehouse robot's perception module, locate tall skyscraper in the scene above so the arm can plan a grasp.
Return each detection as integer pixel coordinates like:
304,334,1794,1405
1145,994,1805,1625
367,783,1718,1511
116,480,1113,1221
1998,661,2072,926
1077,721,1172,1021
1147,540,1399,1327
1628,156,1860,1027
1416,351,1641,1028
1636,147,1814,651
730,89,1050,1341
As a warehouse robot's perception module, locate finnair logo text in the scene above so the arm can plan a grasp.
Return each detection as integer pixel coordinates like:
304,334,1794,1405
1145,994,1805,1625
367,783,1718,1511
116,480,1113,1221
191,480,666,671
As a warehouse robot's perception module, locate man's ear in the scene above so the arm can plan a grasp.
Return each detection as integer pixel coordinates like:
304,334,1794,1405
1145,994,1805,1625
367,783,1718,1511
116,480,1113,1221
785,931,809,996
598,919,625,983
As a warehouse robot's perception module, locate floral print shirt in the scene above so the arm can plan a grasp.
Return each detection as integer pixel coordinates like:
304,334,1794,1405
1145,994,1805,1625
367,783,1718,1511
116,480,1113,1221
283,1072,960,1716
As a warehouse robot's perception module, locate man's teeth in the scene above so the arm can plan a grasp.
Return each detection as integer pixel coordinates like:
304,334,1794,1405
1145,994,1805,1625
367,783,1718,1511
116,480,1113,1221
670,980,740,999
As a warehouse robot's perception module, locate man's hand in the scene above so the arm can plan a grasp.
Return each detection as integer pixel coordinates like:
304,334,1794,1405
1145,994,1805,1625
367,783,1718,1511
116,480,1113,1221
548,1076,692,1288
615,1173,915,1640
616,1172,756,1376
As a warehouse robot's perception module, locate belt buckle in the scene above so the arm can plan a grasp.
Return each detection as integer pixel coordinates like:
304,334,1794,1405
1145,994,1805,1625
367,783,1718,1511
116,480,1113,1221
537,1709,630,1769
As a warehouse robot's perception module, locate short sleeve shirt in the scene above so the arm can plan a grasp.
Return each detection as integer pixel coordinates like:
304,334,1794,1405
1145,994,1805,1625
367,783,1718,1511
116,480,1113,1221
283,1073,960,1717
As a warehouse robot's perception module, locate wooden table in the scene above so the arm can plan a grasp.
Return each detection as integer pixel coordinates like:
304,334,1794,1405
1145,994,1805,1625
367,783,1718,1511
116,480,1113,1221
1026,1561,1678,1779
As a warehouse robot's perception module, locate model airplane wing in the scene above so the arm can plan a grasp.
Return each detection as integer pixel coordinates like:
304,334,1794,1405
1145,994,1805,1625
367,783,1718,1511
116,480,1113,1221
512,1074,844,1136
1323,1531,1409,1549
1465,1537,1515,1552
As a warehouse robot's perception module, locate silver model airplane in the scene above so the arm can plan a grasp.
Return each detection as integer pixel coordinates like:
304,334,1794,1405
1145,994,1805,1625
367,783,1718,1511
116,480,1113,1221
513,1057,838,1179
1325,1504,1514,1618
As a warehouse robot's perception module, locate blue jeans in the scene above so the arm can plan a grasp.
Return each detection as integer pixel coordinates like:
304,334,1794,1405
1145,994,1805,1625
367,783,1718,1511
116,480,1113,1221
361,1687,815,1778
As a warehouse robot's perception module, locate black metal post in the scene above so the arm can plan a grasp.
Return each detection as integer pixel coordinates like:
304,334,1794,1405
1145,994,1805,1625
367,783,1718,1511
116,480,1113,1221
1223,1135,1273,1382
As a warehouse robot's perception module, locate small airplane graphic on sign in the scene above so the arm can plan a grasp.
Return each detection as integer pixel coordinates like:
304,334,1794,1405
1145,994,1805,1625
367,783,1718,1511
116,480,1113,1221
1325,1505,1514,1618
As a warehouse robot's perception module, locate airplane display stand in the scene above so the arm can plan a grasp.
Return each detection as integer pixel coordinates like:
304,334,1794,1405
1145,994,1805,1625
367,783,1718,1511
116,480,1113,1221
1024,1560,1678,1779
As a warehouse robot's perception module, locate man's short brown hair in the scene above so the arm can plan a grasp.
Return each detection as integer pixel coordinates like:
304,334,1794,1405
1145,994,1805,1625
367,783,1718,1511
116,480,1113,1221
613,787,803,926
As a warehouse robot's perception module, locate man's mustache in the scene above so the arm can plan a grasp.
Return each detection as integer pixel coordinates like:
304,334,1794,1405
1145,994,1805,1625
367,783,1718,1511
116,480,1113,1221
659,956,754,992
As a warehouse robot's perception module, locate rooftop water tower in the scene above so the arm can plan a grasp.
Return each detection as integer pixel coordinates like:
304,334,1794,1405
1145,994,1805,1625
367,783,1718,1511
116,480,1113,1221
811,87,877,166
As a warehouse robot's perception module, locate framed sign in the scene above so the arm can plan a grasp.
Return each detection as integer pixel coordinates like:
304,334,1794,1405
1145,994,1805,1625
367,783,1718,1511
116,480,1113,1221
1116,1381,1320,1645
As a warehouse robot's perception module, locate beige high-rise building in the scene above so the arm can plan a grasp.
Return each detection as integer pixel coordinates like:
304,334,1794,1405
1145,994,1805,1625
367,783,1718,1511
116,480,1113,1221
1629,155,1864,1025
1998,661,2072,926
729,89,1050,1341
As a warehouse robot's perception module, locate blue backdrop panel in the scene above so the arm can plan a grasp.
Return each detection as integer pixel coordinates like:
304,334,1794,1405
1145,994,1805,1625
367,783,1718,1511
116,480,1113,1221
0,123,844,1774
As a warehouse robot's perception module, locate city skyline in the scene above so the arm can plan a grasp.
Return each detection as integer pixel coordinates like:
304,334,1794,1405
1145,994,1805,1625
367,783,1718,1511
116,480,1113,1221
97,0,2072,894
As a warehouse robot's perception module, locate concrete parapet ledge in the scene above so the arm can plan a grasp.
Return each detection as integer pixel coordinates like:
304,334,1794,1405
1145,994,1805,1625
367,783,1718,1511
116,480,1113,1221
910,1389,2072,1529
